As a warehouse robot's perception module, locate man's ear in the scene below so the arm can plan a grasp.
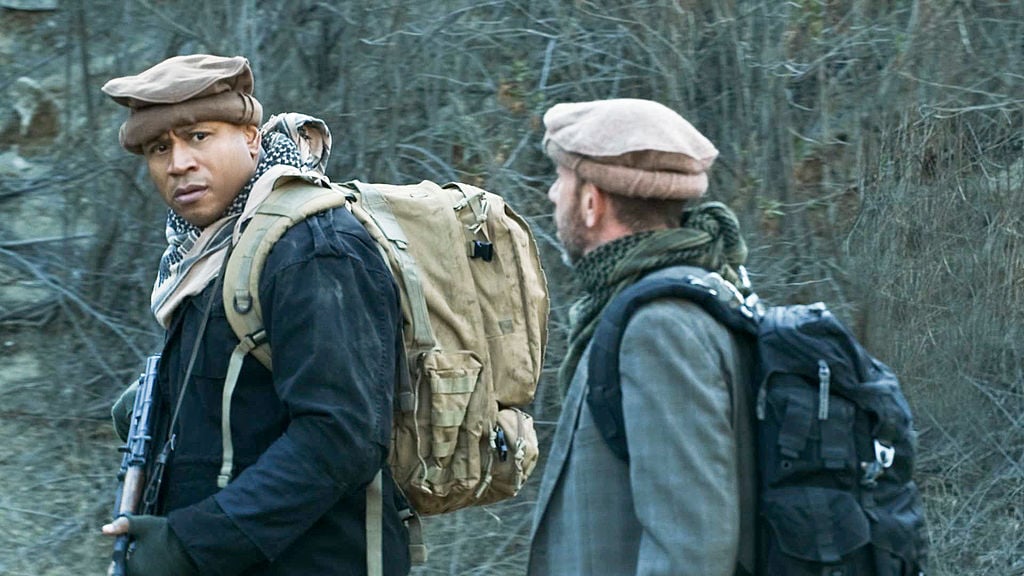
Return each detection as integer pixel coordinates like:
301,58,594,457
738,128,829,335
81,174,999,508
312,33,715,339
242,125,261,158
581,182,607,228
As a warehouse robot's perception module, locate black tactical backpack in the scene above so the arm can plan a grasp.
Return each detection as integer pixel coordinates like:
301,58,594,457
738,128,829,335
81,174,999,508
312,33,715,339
586,272,928,576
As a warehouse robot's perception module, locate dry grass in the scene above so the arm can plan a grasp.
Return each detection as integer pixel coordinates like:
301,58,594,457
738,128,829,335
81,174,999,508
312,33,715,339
846,130,1024,575
0,330,125,575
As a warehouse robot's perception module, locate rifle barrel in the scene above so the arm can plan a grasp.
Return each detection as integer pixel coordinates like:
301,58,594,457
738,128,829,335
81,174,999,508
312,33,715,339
110,354,161,576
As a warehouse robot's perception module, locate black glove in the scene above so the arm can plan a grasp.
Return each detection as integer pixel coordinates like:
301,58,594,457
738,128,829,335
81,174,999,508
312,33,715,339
125,515,199,576
111,380,138,442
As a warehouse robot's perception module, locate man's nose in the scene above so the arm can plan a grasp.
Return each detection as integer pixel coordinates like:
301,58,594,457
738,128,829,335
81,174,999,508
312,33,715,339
167,143,197,174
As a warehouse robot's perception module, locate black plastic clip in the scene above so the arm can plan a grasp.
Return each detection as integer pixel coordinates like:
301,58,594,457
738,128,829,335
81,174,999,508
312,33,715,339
495,427,508,461
471,241,494,261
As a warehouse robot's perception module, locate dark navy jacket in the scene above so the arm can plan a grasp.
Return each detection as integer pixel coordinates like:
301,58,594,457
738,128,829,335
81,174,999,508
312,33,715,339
156,206,410,575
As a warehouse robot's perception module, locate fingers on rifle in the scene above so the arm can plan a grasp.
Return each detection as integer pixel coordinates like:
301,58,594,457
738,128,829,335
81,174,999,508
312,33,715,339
101,516,131,535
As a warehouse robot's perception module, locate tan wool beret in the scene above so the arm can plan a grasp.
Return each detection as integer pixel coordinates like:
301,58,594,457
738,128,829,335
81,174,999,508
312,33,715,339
543,98,719,200
102,54,263,154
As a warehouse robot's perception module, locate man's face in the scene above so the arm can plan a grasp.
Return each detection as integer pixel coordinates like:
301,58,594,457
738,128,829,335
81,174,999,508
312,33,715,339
548,165,591,265
144,121,260,228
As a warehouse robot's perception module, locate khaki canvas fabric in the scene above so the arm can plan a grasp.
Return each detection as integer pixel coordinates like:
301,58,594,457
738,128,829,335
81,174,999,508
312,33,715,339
221,178,548,516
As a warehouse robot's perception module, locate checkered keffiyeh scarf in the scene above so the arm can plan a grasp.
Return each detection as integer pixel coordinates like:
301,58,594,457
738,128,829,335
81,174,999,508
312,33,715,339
557,201,748,394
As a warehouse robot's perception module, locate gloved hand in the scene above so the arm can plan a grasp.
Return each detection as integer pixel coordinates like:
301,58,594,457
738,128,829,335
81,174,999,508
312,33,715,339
110,380,139,442
105,515,199,576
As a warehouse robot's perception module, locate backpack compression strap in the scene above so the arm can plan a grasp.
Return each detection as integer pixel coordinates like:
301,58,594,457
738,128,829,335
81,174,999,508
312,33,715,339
346,180,435,351
586,274,757,462
218,178,349,487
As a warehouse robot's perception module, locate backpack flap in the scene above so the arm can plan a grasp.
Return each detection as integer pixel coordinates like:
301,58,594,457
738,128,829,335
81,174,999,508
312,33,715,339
757,304,862,390
447,182,549,407
761,486,871,565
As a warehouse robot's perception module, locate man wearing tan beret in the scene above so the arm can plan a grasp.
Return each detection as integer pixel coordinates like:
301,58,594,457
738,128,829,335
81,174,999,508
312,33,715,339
528,99,756,575
99,54,410,576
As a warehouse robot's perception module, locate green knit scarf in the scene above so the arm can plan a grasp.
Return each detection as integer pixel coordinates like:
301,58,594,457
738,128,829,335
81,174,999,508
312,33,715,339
557,201,748,394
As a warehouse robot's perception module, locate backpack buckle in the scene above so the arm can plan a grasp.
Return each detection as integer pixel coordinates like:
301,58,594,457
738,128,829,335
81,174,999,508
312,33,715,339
471,240,494,261
233,289,252,314
874,439,895,468
860,439,895,487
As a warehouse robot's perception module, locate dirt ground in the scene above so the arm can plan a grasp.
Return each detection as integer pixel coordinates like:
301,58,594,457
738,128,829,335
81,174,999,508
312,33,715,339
0,326,126,575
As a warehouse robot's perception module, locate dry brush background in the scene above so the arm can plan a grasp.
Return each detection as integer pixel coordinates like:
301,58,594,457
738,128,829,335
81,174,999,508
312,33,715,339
0,1,1021,574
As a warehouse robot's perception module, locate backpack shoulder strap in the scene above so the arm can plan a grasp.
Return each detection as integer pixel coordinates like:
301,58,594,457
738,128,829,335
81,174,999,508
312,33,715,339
586,274,757,462
216,177,349,488
222,178,351,370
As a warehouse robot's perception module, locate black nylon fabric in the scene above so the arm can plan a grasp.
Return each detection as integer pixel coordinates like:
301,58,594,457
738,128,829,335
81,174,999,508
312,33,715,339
152,206,410,576
585,275,929,576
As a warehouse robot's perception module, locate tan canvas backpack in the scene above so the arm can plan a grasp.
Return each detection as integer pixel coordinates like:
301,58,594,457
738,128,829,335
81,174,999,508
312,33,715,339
219,175,548,568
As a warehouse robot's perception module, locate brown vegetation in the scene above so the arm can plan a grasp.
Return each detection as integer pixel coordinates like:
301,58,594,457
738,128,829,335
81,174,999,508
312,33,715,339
0,1,1021,574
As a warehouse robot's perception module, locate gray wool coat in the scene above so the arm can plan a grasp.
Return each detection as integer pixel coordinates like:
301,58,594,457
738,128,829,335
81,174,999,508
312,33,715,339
528,265,756,576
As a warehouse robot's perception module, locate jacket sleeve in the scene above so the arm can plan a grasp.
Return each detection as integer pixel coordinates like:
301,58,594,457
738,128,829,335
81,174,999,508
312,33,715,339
167,211,401,575
619,299,742,576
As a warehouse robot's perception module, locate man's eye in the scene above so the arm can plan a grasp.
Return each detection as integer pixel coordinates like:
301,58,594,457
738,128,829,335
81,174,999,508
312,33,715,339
146,143,169,156
191,132,210,142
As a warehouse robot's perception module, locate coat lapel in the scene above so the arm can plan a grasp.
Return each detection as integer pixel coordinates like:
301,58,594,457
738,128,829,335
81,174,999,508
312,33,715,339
530,349,590,540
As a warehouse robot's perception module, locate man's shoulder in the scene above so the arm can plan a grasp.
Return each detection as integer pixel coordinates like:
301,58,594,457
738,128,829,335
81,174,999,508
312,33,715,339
620,265,747,354
638,264,711,284
624,265,719,323
260,205,385,275
283,204,370,248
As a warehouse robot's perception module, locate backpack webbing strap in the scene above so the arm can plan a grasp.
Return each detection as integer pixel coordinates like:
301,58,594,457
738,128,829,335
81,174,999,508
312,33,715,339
218,179,349,487
347,181,435,351
406,511,427,564
222,179,350,371
586,275,757,462
216,332,268,488
366,470,383,576
448,182,491,239
366,472,428,572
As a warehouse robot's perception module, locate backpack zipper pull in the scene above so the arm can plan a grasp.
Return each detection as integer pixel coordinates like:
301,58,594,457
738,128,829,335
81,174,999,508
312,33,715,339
756,383,767,421
817,360,830,420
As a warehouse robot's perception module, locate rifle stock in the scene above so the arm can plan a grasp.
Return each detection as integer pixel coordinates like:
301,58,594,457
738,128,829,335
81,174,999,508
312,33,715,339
110,354,160,576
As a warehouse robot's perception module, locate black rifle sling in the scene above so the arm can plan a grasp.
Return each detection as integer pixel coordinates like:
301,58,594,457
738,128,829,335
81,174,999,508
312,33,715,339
143,242,233,510
586,275,755,462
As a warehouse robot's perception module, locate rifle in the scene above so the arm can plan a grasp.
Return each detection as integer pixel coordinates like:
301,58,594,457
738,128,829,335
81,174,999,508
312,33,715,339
110,354,160,576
